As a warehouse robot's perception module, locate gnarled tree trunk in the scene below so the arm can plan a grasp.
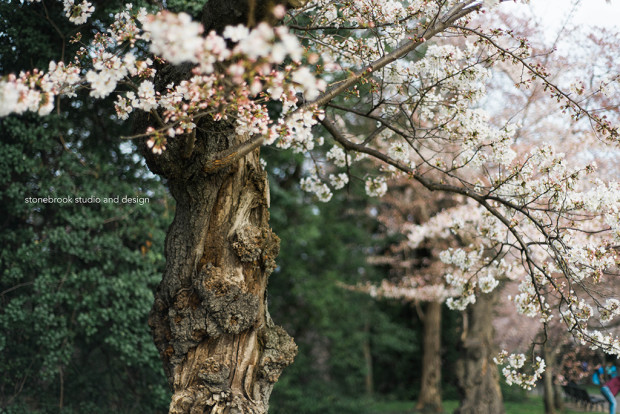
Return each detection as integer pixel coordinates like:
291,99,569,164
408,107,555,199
416,301,442,413
138,2,303,413
149,148,295,413
144,118,296,413
454,291,504,414
144,120,297,413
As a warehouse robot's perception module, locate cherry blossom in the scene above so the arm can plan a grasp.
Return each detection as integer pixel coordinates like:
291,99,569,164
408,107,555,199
494,350,546,390
63,0,94,25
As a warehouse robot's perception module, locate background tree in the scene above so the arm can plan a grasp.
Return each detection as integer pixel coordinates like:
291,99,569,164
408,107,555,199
360,176,458,413
368,183,506,413
485,6,620,412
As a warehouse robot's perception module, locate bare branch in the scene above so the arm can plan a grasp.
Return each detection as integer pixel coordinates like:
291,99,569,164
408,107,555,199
202,134,264,173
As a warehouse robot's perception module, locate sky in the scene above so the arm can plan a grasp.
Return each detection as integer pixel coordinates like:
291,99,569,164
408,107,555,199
501,0,620,30
538,0,620,29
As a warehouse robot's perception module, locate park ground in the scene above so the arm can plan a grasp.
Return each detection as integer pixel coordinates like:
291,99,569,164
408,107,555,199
370,385,608,414
370,400,596,414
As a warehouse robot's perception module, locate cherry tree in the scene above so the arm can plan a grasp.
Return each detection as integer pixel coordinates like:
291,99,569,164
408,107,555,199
359,177,458,412
363,177,509,413
485,7,620,412
358,6,620,412
357,175,506,412
1,0,619,412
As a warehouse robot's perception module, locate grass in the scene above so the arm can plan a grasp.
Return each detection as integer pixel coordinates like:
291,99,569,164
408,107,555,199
369,395,589,414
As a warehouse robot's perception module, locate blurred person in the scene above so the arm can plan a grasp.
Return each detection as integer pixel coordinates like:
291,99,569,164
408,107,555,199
607,362,618,379
595,364,606,385
601,376,620,414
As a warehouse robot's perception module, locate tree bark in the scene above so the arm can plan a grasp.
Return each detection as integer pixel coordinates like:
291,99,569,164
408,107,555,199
144,120,296,413
363,321,374,397
454,292,504,414
553,381,564,412
543,364,556,414
416,301,442,413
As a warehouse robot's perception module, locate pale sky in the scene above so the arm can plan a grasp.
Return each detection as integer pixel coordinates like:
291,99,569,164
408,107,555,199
501,0,620,30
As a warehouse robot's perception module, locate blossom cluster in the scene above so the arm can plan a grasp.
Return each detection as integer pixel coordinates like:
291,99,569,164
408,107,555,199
300,173,333,202
0,62,80,117
354,278,456,303
126,13,325,149
494,351,546,390
402,199,515,309
1,6,327,156
381,41,520,173
440,247,509,311
297,0,469,72
297,38,519,200
26,0,94,25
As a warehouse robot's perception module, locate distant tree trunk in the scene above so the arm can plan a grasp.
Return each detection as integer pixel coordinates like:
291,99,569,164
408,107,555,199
543,365,556,414
416,301,442,413
543,343,562,414
363,321,374,396
454,292,504,414
553,382,564,412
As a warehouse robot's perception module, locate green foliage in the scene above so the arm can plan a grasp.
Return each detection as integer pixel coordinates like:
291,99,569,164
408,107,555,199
0,112,172,414
263,148,423,413
165,0,204,18
369,301,418,399
368,302,459,401
0,2,172,412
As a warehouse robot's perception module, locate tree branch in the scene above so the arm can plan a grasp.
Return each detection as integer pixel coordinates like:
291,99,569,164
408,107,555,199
202,134,264,173
455,24,619,140
301,1,480,111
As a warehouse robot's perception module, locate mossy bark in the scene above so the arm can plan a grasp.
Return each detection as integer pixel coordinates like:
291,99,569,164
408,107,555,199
454,292,504,414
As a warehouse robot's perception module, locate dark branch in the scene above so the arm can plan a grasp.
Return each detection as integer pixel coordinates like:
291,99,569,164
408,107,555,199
202,134,264,172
